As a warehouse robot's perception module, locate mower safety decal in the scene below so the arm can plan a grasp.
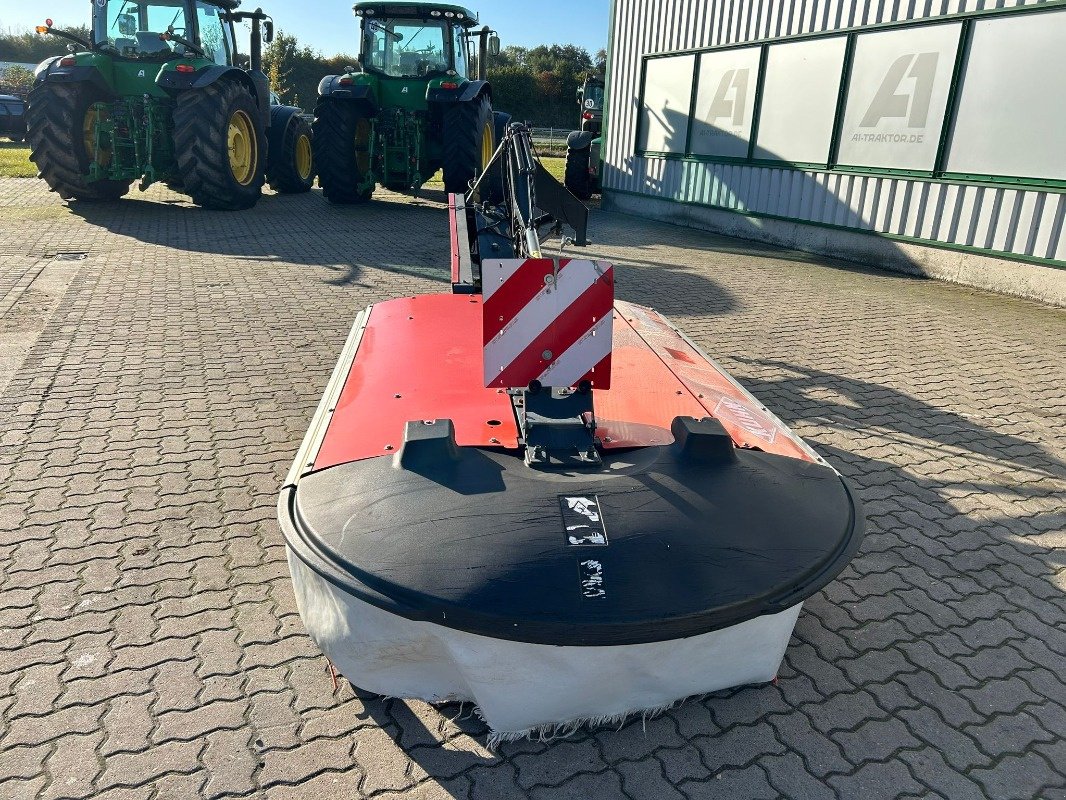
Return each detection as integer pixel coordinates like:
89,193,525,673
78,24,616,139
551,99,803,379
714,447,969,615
560,495,608,546
713,397,778,444
482,258,614,389
578,559,607,599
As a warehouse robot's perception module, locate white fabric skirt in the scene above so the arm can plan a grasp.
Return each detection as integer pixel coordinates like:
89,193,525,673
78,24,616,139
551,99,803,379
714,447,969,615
288,548,801,743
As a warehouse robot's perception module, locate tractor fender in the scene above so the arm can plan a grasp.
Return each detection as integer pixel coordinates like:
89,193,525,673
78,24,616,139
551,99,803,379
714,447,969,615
34,63,110,94
493,111,511,146
267,104,304,152
159,65,256,96
317,75,376,105
160,66,268,128
191,65,256,93
32,56,62,83
426,79,489,104
566,130,594,151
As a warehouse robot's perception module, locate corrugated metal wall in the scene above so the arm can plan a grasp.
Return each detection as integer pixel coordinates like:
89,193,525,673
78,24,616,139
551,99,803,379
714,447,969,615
604,0,1066,264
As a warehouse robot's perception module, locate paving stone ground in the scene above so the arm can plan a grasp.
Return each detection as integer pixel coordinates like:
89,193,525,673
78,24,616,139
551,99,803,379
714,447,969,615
0,178,1064,800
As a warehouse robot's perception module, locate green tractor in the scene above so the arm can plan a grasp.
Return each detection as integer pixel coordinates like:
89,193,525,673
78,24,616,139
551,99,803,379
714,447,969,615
313,1,506,203
27,1,314,210
563,74,606,202
576,74,604,136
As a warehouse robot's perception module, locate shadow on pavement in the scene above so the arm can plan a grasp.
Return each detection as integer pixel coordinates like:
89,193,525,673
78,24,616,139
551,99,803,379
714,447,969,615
65,189,455,288
66,186,746,316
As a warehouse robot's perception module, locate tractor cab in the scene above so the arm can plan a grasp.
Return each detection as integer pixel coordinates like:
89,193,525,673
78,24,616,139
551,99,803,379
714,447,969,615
90,0,239,66
352,3,497,81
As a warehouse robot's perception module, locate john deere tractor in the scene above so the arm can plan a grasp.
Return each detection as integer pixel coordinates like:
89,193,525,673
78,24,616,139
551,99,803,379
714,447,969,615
27,1,314,210
313,2,506,203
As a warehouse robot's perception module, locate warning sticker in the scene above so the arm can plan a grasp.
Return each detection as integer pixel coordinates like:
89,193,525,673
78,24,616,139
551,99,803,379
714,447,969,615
713,396,778,444
578,559,606,599
559,495,608,546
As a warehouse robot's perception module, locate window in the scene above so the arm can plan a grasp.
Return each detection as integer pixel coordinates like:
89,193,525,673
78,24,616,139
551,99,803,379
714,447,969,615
452,24,468,78
690,47,762,158
95,0,192,59
754,37,847,163
194,1,232,66
634,5,1066,188
637,54,695,154
361,18,450,78
584,84,605,111
945,10,1066,181
836,22,961,171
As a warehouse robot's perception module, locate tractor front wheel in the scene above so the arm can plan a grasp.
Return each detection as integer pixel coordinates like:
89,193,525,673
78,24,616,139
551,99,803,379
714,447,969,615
267,107,314,194
441,95,494,197
26,81,130,201
313,99,375,204
173,80,265,210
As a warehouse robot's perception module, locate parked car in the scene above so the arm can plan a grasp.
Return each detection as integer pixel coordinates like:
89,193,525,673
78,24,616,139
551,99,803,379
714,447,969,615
0,95,26,142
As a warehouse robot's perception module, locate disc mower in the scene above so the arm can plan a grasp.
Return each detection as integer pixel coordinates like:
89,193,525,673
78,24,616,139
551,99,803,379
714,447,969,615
279,124,864,744
27,1,314,209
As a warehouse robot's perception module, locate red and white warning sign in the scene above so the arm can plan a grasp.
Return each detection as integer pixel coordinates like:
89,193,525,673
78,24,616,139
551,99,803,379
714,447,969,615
482,258,614,389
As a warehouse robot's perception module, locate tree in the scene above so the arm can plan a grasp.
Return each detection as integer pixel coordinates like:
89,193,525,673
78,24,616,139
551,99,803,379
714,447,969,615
487,43,596,127
525,45,593,83
0,26,92,64
0,65,35,96
262,29,359,110
263,31,299,104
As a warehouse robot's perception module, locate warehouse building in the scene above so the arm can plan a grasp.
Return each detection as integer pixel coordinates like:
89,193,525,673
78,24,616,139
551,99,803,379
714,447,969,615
601,0,1066,304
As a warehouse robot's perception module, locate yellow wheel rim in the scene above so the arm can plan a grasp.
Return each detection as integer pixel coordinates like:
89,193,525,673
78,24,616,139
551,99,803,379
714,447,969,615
295,132,312,180
480,121,494,171
227,109,257,185
353,117,371,175
83,103,112,167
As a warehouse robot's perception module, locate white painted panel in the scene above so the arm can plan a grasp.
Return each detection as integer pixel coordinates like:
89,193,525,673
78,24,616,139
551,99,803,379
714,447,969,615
971,188,998,248
992,190,1021,252
1014,191,1041,256
919,182,943,240
931,183,960,243
1030,193,1059,257
903,182,925,237
946,9,1066,180
754,36,848,163
837,22,962,171
1050,195,1066,260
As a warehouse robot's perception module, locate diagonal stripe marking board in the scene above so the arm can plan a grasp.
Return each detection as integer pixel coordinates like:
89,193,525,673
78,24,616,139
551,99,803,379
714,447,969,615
482,258,614,389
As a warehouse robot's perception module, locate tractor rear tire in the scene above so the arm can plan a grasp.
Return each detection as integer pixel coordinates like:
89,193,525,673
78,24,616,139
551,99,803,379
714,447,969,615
267,107,314,194
564,145,593,201
441,94,493,197
173,80,265,210
26,81,130,201
313,99,375,204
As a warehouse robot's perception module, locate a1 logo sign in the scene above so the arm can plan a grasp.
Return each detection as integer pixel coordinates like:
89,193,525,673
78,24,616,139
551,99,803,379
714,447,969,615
705,68,749,127
860,52,938,128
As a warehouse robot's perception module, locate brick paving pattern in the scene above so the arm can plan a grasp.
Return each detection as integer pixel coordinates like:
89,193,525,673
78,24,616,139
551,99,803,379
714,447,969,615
0,178,1064,800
